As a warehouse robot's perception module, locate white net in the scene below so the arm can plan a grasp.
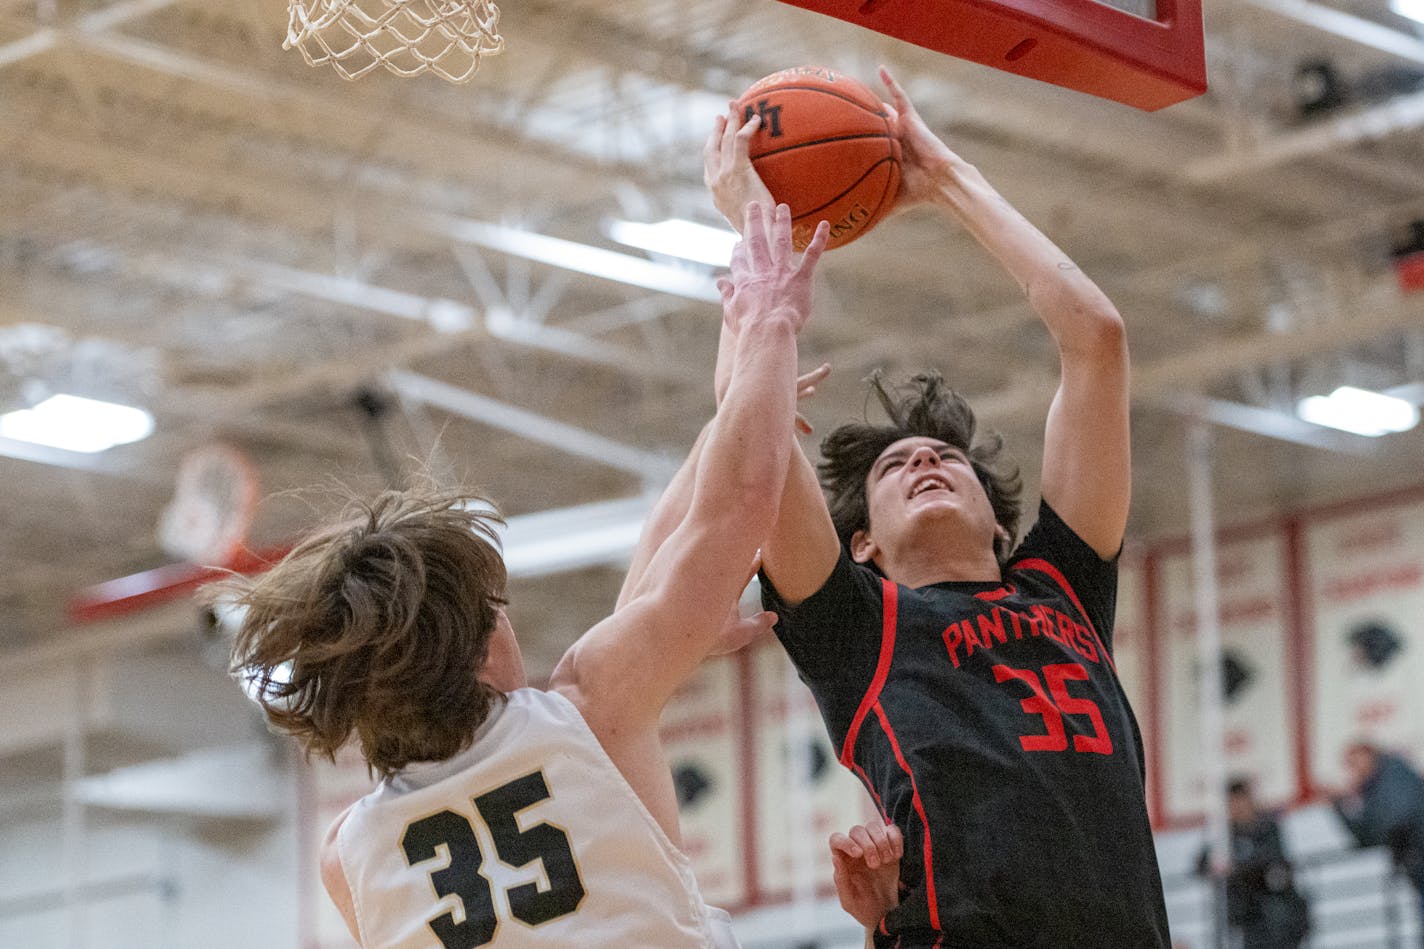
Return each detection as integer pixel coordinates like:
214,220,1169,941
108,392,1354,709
285,0,504,84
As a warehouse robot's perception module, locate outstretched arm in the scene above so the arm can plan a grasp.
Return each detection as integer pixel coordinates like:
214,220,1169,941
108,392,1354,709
705,106,844,607
878,66,1130,558
551,204,829,835
616,341,828,613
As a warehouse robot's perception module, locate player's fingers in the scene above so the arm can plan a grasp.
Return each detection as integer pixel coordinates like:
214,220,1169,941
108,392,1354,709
884,821,904,859
704,114,727,174
728,237,751,280
732,111,760,165
866,821,898,865
878,64,909,112
848,824,879,867
797,362,832,394
797,219,831,274
723,105,756,164
770,203,793,264
741,550,762,587
716,276,734,305
742,201,770,265
795,413,813,436
828,831,863,860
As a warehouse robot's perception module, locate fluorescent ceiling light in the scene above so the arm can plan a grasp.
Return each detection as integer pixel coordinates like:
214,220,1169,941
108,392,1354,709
1296,386,1420,437
1392,0,1424,25
606,218,740,267
0,394,154,453
428,214,721,302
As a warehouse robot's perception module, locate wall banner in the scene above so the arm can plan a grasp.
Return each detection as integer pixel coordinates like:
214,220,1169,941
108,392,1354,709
1159,531,1297,816
1306,498,1424,788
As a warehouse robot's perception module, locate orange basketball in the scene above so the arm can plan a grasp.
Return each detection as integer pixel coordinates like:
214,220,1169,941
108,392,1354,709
735,66,901,251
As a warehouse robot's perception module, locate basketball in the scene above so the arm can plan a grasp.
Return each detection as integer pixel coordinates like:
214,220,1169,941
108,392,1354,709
735,66,901,251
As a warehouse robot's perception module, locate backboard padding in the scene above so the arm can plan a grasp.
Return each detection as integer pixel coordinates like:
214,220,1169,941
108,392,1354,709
773,0,1206,111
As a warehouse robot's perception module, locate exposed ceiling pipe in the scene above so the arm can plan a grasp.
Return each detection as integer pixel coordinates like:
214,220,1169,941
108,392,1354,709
971,295,1424,423
0,0,180,69
1186,87,1424,182
1236,0,1424,65
1153,395,1378,454
387,369,676,480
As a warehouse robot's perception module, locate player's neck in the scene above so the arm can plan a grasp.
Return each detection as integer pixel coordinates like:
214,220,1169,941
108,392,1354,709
879,542,1001,588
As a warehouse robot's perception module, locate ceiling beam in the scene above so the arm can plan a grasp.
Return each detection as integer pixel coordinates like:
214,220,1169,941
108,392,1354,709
970,294,1424,424
1186,87,1424,183
387,369,676,480
71,30,669,189
0,118,719,308
1235,0,1424,65
1158,396,1378,454
0,0,181,68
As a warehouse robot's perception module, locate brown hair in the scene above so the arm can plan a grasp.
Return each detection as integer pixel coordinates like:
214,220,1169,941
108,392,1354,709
819,371,1024,566
215,488,508,777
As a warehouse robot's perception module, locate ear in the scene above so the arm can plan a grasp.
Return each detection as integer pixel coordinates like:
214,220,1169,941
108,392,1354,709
850,528,878,564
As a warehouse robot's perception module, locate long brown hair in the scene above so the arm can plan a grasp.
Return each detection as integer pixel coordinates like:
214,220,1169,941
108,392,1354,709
215,488,508,777
820,371,1024,566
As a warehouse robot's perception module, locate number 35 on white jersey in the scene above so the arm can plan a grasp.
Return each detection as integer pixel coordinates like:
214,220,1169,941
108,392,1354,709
334,688,735,948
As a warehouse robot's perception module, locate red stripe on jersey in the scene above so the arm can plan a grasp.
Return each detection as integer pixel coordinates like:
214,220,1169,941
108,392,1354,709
1012,557,1116,673
974,583,1015,602
851,760,889,821
839,579,898,767
873,700,940,931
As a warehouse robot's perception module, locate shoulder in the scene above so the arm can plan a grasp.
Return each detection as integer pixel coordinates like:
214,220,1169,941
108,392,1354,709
499,686,587,735
1013,500,1117,562
762,545,884,618
1009,501,1117,590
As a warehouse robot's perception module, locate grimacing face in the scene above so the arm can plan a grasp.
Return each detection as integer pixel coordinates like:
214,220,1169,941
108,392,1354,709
854,435,1000,563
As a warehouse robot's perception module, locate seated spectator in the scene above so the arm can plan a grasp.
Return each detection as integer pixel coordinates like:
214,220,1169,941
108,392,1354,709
1198,778,1310,949
1334,741,1424,944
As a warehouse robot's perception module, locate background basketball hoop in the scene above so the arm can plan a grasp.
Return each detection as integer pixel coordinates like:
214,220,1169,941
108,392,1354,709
156,443,259,567
284,0,505,84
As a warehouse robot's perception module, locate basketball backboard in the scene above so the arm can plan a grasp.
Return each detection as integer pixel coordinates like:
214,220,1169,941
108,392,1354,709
771,0,1206,111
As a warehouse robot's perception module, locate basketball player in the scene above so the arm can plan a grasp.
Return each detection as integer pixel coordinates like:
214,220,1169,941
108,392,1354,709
704,67,1170,947
221,203,829,948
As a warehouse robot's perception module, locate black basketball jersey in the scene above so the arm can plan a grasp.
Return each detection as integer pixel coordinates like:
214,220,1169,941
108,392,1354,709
763,501,1170,948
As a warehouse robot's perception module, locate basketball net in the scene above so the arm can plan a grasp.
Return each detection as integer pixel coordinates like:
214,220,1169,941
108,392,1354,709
285,0,504,84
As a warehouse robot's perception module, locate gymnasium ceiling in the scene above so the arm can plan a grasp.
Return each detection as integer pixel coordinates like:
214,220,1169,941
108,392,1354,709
1,0,1422,670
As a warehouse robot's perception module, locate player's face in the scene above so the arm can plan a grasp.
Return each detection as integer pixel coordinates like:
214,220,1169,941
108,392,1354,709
859,436,998,553
481,606,528,692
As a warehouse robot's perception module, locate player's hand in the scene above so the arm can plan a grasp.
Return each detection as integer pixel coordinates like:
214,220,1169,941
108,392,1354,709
877,65,961,211
717,202,828,337
704,106,776,234
794,361,830,436
710,605,776,655
708,552,774,655
830,820,904,929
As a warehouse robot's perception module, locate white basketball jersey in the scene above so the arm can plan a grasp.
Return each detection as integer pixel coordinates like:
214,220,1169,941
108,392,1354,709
334,688,738,949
